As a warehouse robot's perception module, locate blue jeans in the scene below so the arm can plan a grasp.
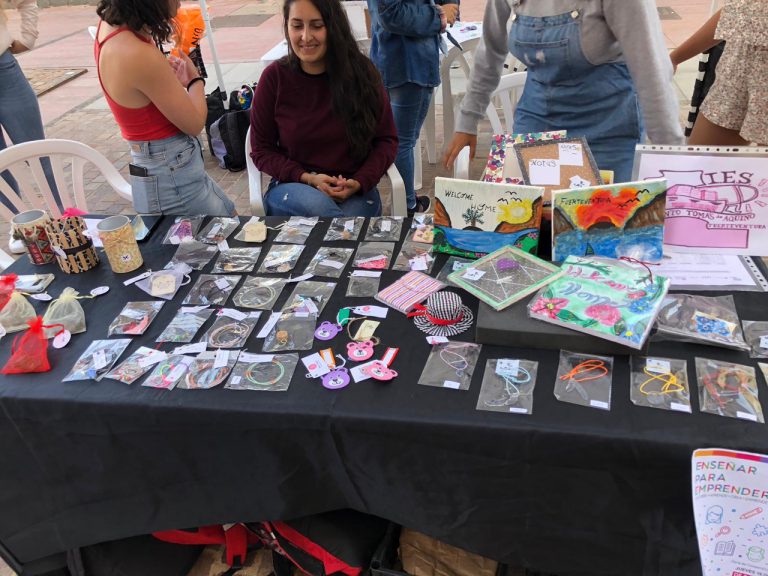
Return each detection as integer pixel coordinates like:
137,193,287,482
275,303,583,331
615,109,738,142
128,134,235,216
387,83,433,208
0,49,59,212
264,181,382,217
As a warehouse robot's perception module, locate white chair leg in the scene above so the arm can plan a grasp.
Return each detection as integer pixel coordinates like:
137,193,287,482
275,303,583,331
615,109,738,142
425,91,436,165
414,137,423,191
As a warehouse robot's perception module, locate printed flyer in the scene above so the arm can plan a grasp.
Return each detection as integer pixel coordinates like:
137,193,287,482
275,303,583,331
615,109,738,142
693,449,768,576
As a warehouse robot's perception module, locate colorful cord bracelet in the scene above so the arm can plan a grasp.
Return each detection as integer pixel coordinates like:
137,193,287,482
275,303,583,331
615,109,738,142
245,359,285,387
208,321,250,348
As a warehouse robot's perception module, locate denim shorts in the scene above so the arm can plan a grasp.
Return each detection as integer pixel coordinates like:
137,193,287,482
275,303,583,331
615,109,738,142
128,134,236,216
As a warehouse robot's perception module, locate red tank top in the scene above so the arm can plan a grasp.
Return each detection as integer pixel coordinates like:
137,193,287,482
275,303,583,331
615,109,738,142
94,22,180,142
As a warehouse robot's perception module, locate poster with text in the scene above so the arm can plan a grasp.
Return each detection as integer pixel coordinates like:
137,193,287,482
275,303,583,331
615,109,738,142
634,147,768,256
693,449,768,576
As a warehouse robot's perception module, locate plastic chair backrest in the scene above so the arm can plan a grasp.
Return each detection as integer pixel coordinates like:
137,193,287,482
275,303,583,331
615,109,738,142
341,1,369,41
485,71,527,134
0,139,132,222
440,38,481,147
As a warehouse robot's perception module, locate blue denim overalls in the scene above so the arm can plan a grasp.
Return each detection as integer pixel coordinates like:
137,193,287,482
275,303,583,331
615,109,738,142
509,8,643,183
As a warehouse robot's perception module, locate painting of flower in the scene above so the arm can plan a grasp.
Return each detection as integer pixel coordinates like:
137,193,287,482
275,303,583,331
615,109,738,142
585,304,621,326
531,297,569,319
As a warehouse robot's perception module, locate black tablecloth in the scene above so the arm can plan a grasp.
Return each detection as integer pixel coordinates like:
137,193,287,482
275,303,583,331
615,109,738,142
1,216,767,576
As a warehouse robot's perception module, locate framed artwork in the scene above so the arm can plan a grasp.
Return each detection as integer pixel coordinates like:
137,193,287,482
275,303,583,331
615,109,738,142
633,145,768,256
551,178,667,263
447,245,563,311
433,177,544,258
482,130,567,184
514,136,602,202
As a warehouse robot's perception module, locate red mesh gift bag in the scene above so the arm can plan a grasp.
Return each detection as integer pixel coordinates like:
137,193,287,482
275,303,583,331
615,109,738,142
0,274,18,311
1,316,64,375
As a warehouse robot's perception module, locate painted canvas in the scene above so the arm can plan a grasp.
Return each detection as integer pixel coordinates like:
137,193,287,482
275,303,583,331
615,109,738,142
528,256,671,349
482,130,567,184
633,145,768,256
433,177,544,258
447,245,563,311
551,178,667,263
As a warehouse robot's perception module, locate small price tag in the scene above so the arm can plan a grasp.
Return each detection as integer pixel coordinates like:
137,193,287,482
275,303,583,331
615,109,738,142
239,353,274,363
496,359,520,377
220,308,247,321
344,220,355,231
590,400,609,410
217,239,230,252
151,274,177,296
462,268,485,281
354,319,380,341
351,270,381,278
646,358,671,374
121,307,146,320
509,407,528,414
123,271,152,286
452,261,470,272
230,375,242,385
350,360,377,383
760,335,768,349
214,349,229,369
285,273,313,283
737,411,759,422
52,246,66,258
302,298,319,315
297,218,316,227
181,305,209,314
173,342,207,355
52,329,71,349
169,235,181,245
257,312,282,339
90,286,110,296
214,278,231,290
138,350,168,368
443,380,461,389
352,305,388,319
414,214,426,225
319,259,345,270
427,335,449,345
409,255,429,271
670,402,692,413
93,349,108,370
206,223,222,238
380,220,392,232
30,292,52,301
302,352,331,378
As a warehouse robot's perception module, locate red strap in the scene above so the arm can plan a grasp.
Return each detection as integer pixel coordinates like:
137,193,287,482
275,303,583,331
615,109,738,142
224,524,248,567
272,521,362,576
152,526,225,546
406,304,464,326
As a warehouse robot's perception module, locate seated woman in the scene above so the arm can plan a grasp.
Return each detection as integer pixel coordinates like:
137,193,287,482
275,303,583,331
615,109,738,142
249,0,398,217
94,0,235,216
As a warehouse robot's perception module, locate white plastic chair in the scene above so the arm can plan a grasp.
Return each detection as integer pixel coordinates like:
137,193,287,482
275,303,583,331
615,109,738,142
0,139,133,221
453,71,527,180
341,1,370,41
245,127,408,217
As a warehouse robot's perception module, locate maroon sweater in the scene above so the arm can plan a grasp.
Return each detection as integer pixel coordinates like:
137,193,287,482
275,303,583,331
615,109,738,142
249,61,398,194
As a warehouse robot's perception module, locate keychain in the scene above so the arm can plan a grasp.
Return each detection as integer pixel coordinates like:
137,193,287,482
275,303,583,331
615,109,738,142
361,360,398,381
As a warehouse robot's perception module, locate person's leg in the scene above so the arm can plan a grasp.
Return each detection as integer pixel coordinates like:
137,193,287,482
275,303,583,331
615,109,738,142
339,188,382,217
387,83,434,210
264,182,345,217
688,113,749,146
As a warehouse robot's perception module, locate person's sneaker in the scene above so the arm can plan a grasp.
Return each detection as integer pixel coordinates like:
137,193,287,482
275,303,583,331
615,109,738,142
7,228,25,255
407,195,431,217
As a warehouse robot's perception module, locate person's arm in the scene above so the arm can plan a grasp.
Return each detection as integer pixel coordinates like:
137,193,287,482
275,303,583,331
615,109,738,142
9,0,39,52
604,0,685,145
375,0,443,37
129,44,207,135
350,85,399,194
248,65,308,184
669,10,722,70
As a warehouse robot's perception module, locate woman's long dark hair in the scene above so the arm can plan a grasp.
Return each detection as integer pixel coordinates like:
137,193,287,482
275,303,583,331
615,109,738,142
96,0,174,46
282,0,384,163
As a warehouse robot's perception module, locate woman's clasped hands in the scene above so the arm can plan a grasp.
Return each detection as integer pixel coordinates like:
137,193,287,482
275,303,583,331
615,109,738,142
304,173,361,201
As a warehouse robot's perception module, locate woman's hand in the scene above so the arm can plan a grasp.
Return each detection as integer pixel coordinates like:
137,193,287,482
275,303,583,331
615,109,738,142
169,51,200,87
10,40,29,54
443,132,477,169
327,176,360,201
441,4,460,25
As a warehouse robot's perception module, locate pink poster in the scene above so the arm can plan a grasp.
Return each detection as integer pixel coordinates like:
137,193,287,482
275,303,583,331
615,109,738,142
634,146,768,256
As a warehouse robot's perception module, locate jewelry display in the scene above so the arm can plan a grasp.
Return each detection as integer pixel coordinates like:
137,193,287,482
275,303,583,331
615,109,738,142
554,350,613,411
177,351,239,389
695,357,764,422
375,271,446,314
142,354,194,389
183,274,240,306
477,359,539,414
282,281,336,315
161,216,202,244
134,263,192,300
156,307,214,343
363,216,404,242
232,276,286,310
225,352,298,391
417,342,482,390
407,223,435,245
234,217,267,243
263,313,317,352
202,313,260,349
258,244,304,274
274,216,319,244
629,356,691,412
392,242,435,273
104,346,163,384
324,217,364,241
742,320,768,359
346,271,381,298
656,293,749,351
167,239,218,270
108,301,165,336
63,339,131,382
211,247,262,273
353,242,394,270
195,217,239,244
304,247,354,278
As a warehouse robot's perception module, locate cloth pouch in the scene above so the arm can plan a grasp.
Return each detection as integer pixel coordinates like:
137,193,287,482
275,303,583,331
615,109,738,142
1,316,64,374
0,291,37,333
42,287,90,338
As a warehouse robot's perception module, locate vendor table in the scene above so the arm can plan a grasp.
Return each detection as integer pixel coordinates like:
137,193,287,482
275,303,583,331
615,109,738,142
1,216,767,576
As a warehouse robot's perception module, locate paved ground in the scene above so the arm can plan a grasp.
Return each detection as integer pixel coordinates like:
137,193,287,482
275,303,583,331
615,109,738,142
0,0,720,574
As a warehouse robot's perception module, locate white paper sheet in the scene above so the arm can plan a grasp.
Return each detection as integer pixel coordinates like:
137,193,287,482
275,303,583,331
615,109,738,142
656,253,767,291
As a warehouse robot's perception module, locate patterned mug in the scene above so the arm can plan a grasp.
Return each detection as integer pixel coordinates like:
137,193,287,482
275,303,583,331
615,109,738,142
11,209,55,265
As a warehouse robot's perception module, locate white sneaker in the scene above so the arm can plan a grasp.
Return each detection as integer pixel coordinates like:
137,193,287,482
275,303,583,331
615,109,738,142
8,227,25,255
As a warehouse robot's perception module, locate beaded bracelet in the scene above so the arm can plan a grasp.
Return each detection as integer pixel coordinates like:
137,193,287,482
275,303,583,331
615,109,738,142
185,361,230,389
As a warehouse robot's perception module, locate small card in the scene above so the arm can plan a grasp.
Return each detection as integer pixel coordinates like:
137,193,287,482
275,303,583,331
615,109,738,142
352,271,382,278
220,308,247,321
93,349,108,370
646,358,671,374
381,220,392,232
352,305,388,319
760,335,768,349
302,352,330,378
214,349,229,369
138,350,168,368
350,360,378,383
496,359,520,377
427,336,449,345
462,268,485,281
319,259,345,270
257,312,282,339
528,159,561,186
354,320,380,341
123,271,152,286
559,142,583,166
173,342,207,355
151,274,177,296
217,239,230,252
214,278,231,290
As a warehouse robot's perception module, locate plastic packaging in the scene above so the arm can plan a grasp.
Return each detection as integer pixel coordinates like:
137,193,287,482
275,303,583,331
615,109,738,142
225,352,298,391
346,271,381,297
42,287,89,337
211,247,262,273
183,274,240,306
258,244,304,273
156,307,214,343
554,350,613,411
134,263,192,300
161,216,203,245
274,216,318,244
12,274,54,294
405,222,435,244
195,217,239,244
695,357,763,422
282,281,336,315
202,310,261,349
167,238,218,270
104,346,167,384
0,291,36,333
364,216,404,242
391,242,435,273
655,294,749,351
304,247,353,278
476,358,539,414
742,320,768,359
234,217,267,243
324,217,364,241
63,339,131,382
142,354,194,389
232,276,287,310
353,242,394,270
436,257,473,284
262,313,317,352
417,342,482,390
108,301,165,336
629,356,691,413
176,350,240,389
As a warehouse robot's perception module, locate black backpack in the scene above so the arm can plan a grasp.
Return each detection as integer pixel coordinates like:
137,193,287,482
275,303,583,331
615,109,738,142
209,109,250,172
